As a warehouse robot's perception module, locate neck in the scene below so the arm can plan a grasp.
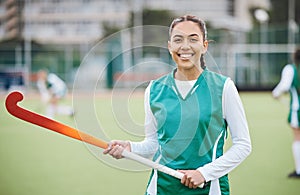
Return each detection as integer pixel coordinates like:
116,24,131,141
175,66,203,81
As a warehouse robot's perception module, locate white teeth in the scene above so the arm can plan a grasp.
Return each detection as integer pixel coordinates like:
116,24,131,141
180,54,192,58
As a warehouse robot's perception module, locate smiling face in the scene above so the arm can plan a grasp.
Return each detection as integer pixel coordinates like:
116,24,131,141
168,20,208,71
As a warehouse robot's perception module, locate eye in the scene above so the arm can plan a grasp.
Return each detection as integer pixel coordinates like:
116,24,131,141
190,38,198,42
173,38,182,43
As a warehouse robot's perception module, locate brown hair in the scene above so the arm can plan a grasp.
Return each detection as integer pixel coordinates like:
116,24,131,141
294,48,300,66
169,15,207,69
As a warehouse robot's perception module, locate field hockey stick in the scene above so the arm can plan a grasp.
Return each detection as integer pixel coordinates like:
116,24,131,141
5,91,204,188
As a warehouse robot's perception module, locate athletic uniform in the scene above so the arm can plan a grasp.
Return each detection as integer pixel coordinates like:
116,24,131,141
130,68,251,195
37,73,72,118
272,64,300,127
272,64,300,176
37,73,67,101
46,73,68,99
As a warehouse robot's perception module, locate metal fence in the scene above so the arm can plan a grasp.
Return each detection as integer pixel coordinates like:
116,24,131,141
0,25,299,92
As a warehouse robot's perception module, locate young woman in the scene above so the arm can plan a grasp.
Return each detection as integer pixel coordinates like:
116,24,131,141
272,48,300,178
104,15,252,195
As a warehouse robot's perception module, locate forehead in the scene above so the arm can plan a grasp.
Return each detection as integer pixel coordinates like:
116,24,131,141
171,21,202,37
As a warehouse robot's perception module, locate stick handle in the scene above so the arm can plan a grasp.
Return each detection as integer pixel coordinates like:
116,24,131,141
122,150,204,188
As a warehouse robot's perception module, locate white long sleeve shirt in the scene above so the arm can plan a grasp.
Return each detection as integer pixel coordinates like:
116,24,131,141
272,64,294,98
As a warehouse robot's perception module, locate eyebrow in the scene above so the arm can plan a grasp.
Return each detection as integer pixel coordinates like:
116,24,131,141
189,33,200,37
172,33,200,38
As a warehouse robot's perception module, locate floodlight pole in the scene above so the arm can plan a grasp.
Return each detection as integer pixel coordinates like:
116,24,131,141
254,9,269,85
132,0,143,65
24,0,32,89
288,0,296,50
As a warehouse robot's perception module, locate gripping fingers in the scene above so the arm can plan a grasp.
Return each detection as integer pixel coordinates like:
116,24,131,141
181,174,189,186
181,175,194,189
108,144,124,159
180,170,205,189
183,177,200,189
102,142,113,154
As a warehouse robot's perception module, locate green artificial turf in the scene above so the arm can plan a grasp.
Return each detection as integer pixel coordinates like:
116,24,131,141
0,91,299,195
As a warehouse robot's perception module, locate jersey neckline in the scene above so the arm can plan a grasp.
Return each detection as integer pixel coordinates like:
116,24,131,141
170,68,207,100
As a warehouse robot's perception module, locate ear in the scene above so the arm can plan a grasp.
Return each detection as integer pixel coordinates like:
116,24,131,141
203,40,208,48
203,40,209,53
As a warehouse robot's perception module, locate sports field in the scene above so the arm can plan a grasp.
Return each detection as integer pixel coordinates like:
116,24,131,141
0,91,299,195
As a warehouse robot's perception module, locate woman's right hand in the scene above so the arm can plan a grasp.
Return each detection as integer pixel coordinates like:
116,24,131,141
103,140,131,159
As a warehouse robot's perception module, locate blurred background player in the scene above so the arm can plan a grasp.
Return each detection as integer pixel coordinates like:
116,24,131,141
37,69,74,119
272,48,300,178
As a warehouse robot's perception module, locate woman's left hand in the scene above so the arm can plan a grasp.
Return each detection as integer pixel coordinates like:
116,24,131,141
178,169,206,189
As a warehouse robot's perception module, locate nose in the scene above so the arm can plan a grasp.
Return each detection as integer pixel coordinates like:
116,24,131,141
181,39,191,50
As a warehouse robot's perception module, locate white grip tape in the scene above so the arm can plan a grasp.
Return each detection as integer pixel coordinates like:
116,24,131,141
122,150,204,188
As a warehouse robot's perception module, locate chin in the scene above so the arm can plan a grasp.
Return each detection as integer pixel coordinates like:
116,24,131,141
176,59,195,68
178,63,196,70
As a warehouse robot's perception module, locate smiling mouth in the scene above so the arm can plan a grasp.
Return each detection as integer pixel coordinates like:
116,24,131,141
178,53,194,59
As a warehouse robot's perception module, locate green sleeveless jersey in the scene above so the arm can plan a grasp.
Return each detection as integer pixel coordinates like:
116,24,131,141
288,64,300,125
148,69,229,195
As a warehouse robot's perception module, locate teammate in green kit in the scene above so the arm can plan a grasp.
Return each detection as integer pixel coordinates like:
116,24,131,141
272,48,300,178
104,15,252,195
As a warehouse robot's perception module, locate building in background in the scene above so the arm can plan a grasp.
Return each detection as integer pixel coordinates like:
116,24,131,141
0,0,270,44
2,0,298,91
144,0,270,31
